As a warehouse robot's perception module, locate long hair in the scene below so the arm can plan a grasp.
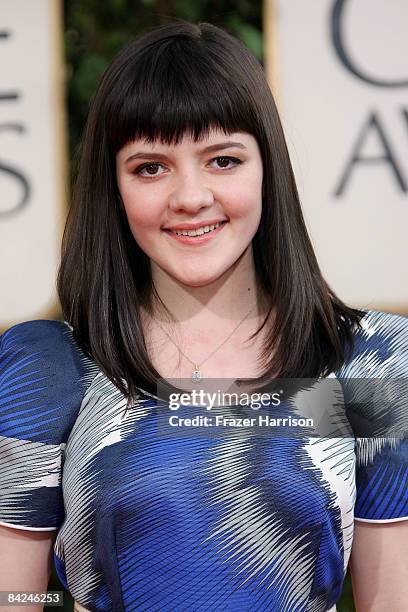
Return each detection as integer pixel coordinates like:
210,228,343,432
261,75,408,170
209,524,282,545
57,20,366,405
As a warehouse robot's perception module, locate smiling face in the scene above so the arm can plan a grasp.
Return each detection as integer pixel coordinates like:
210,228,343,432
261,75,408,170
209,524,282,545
115,129,263,288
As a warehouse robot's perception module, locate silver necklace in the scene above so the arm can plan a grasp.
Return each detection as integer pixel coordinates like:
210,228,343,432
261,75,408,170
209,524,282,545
155,304,256,382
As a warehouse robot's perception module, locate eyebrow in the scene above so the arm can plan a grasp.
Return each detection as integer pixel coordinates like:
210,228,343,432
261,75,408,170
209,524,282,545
124,141,247,164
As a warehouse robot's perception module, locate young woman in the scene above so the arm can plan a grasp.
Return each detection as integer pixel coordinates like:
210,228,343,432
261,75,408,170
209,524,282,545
1,21,407,612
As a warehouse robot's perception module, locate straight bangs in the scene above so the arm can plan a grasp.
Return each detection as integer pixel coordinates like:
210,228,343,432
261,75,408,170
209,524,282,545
105,37,260,154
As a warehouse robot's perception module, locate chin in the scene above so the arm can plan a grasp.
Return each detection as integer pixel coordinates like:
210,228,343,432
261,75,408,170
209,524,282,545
178,277,219,288
173,271,223,288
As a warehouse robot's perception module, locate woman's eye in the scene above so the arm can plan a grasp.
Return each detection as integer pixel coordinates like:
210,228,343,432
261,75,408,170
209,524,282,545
132,156,242,178
133,163,165,178
211,156,242,169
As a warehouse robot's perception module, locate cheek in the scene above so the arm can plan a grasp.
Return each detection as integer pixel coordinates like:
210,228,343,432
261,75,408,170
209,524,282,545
224,173,263,220
120,186,162,230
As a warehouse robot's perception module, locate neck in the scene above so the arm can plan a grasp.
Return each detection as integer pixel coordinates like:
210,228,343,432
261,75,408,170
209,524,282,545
146,246,270,327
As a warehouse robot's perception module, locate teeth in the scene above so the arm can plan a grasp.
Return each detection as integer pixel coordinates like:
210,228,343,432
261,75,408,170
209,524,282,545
171,221,223,237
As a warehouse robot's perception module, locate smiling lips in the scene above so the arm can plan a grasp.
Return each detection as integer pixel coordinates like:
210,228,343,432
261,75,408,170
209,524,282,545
166,221,225,237
163,218,228,231
163,220,228,243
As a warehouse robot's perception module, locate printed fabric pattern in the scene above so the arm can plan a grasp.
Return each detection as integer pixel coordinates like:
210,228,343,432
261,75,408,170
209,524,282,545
0,310,407,612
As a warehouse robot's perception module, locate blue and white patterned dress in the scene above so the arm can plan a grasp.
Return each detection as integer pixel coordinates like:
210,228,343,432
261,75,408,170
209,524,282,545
0,309,407,611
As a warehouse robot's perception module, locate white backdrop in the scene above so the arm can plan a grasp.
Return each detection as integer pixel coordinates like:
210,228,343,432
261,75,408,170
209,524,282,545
0,0,65,329
271,0,408,314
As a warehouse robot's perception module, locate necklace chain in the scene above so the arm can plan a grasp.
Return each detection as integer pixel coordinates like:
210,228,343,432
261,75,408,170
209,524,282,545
154,304,256,380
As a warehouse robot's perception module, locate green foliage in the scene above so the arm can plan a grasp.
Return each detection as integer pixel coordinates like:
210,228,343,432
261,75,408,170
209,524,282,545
71,53,107,105
226,13,263,58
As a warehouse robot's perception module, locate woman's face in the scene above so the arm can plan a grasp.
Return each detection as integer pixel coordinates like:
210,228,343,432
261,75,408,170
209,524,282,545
115,129,263,287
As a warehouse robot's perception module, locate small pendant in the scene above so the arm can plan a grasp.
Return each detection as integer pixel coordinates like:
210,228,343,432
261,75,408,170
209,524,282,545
192,366,203,382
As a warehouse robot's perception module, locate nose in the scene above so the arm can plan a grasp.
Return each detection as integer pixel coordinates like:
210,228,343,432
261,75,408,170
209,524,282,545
168,170,214,213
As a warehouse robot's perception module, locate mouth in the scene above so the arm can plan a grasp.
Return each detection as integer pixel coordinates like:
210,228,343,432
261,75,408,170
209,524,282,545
162,220,228,244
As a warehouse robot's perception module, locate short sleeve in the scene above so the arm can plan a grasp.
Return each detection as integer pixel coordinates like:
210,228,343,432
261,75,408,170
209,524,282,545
0,319,94,531
341,310,408,523
354,437,408,522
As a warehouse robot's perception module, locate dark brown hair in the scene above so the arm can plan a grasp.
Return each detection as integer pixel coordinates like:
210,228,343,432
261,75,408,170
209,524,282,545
57,20,366,405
